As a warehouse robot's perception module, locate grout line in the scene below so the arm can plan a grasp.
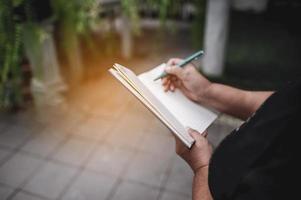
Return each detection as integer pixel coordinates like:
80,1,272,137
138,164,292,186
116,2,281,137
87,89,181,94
0,120,48,168
55,167,83,200
56,134,110,200
7,188,53,200
156,155,175,200
104,145,139,200
0,147,19,167
6,188,22,200
5,117,83,200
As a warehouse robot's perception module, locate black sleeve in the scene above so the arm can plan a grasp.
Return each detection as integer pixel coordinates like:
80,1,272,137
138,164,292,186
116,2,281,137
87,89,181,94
208,80,301,200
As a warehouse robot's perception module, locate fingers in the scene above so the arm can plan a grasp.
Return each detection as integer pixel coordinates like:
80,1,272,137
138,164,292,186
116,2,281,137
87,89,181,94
167,58,183,66
188,128,208,145
165,58,184,79
162,76,178,92
202,131,208,137
175,128,209,156
165,65,184,80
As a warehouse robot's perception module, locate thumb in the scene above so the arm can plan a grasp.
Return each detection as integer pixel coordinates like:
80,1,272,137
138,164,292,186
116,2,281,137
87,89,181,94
188,128,206,144
165,65,184,79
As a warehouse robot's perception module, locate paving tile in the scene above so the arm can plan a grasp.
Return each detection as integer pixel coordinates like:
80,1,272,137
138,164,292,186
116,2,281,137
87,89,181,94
23,161,77,200
0,124,41,149
90,74,131,103
110,181,160,200
12,191,45,200
86,143,134,176
0,153,42,188
0,121,7,133
104,110,148,149
0,184,14,200
136,130,175,158
165,156,193,196
207,122,234,148
143,113,172,135
51,137,96,167
124,151,171,187
0,148,12,163
62,170,117,200
71,117,113,141
34,106,68,127
87,87,131,119
21,128,66,158
46,111,84,135
160,191,190,200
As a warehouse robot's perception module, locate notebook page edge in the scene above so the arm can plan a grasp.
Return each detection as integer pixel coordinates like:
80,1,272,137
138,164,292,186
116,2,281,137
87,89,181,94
113,63,194,144
109,68,193,148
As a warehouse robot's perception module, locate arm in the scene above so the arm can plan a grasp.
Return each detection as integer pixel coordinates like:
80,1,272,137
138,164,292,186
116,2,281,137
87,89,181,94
175,130,213,200
193,166,212,200
201,84,273,120
163,58,274,120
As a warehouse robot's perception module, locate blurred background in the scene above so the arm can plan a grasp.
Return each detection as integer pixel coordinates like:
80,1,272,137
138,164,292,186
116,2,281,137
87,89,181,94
0,0,301,200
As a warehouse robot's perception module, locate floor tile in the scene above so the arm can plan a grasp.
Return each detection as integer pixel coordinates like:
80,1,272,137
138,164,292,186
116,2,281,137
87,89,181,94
207,122,234,148
136,130,174,158
21,129,66,158
46,112,84,135
86,144,134,176
104,111,147,149
0,148,12,163
165,156,193,196
160,191,190,200
0,153,42,188
0,122,7,133
51,137,96,167
0,125,39,149
110,181,159,200
124,152,170,187
62,170,117,200
71,117,113,141
23,161,77,199
12,191,45,200
87,87,131,119
0,184,14,200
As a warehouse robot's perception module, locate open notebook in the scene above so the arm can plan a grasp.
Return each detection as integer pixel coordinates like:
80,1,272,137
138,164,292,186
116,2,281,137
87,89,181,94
109,63,219,148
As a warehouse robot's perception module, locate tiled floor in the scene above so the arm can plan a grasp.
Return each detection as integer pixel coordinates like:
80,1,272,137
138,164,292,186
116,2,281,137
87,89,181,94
0,59,239,200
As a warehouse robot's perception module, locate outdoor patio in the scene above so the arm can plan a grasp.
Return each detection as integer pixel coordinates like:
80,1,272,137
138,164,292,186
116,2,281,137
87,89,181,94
1,0,300,199
0,56,238,200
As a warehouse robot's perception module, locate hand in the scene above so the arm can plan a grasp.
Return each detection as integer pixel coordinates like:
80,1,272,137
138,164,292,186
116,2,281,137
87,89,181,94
175,128,213,174
162,58,212,103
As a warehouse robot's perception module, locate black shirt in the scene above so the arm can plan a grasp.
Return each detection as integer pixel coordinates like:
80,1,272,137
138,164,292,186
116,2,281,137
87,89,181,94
209,81,301,200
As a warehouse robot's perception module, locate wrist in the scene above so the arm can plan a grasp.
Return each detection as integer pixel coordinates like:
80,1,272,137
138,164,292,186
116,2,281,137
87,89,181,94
194,164,209,175
197,82,213,105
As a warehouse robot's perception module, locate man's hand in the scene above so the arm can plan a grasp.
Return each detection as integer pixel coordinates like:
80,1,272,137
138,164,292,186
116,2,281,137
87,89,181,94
162,58,273,120
175,128,213,174
162,58,212,103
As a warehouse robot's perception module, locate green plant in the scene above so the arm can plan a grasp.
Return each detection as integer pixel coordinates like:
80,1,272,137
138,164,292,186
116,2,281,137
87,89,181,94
191,0,207,48
51,0,100,83
0,0,24,109
121,0,206,44
0,0,55,109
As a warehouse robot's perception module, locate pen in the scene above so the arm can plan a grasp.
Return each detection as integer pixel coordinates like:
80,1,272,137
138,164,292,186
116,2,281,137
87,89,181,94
153,50,204,81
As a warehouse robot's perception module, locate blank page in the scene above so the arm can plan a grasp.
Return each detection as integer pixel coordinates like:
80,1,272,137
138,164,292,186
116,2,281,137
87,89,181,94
139,64,218,134
113,64,194,146
109,67,193,147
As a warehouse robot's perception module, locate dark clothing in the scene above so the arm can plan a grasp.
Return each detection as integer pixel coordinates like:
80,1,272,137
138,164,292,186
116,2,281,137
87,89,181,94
209,81,301,200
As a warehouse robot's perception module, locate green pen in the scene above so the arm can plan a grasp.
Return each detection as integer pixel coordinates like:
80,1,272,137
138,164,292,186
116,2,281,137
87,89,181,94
153,50,204,81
